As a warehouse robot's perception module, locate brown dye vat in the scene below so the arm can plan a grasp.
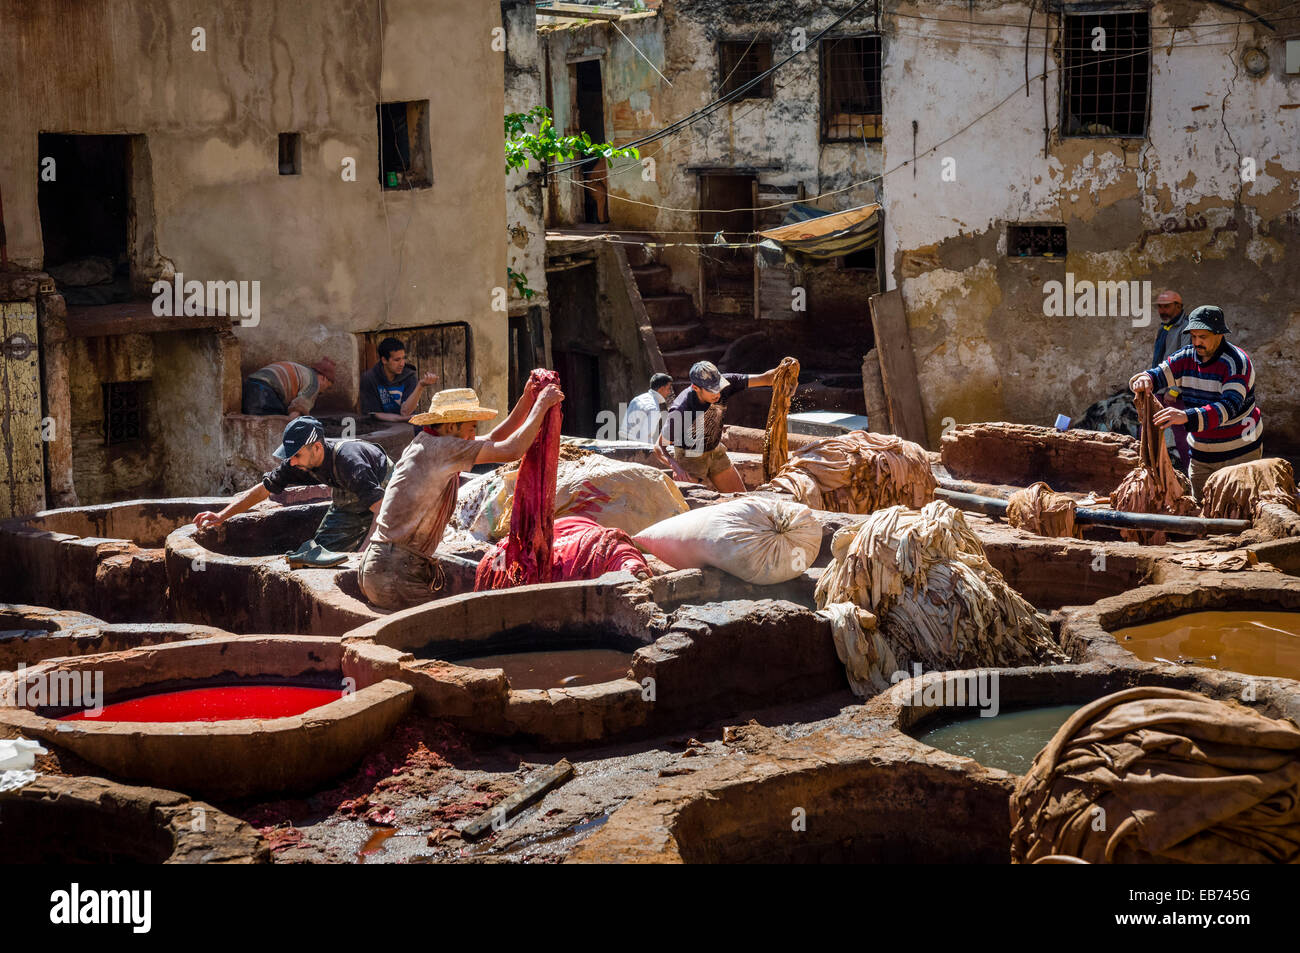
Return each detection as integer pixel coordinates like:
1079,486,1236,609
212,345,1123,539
455,648,635,690
1113,610,1300,680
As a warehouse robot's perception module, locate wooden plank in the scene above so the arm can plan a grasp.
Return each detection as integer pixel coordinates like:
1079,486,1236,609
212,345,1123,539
541,3,627,22
444,323,469,388
461,759,575,841
868,289,929,448
65,301,230,338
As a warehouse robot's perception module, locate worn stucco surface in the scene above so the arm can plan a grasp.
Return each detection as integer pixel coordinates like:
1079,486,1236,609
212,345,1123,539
883,1,1300,448
0,0,509,421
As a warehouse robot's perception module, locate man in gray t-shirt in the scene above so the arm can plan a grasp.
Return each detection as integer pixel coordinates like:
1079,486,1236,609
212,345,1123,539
357,383,562,610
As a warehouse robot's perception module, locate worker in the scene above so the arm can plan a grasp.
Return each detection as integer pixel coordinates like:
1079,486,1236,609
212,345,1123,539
661,360,781,493
619,372,680,473
359,337,439,421
357,383,562,610
1151,289,1191,466
242,358,336,419
1129,305,1262,500
193,416,394,566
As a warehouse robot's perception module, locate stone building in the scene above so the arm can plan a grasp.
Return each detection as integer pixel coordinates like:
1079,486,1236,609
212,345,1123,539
0,0,509,516
531,0,1300,449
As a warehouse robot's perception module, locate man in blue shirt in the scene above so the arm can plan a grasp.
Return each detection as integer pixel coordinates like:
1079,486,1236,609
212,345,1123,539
1151,289,1191,467
359,337,439,421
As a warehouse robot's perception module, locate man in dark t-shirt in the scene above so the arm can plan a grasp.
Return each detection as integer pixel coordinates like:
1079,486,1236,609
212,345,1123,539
194,417,395,560
661,360,780,492
359,337,439,421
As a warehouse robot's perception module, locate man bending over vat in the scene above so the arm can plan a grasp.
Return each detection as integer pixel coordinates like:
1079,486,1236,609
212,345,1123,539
357,382,563,610
194,417,394,567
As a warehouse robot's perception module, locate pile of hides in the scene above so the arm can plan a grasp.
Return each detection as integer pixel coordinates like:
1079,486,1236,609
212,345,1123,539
1110,390,1197,544
474,369,563,590
1010,687,1300,864
551,515,650,581
762,356,801,482
450,454,687,547
815,500,1063,697
1006,481,1082,539
761,431,936,514
1200,457,1299,521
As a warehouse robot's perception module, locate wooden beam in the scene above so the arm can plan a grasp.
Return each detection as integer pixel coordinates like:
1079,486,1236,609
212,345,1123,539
540,3,627,22
460,759,575,841
868,289,929,448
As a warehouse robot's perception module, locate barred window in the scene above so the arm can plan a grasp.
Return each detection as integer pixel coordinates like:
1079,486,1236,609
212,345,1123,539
1008,224,1067,258
1062,12,1150,138
103,381,147,446
719,39,773,98
821,36,882,142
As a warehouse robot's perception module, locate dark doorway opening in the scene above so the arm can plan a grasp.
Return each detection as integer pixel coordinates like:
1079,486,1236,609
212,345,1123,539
38,134,133,305
573,60,608,224
508,307,546,407
698,172,756,319
548,262,601,437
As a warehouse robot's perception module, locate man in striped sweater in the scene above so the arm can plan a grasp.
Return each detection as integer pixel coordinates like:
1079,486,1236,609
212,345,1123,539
1129,305,1263,499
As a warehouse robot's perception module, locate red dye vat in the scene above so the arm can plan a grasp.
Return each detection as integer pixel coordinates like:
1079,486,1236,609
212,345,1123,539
59,685,344,722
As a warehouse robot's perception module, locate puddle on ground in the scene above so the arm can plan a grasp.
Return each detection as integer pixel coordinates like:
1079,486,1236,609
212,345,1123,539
1113,610,1300,680
913,704,1079,775
453,649,634,690
357,826,397,861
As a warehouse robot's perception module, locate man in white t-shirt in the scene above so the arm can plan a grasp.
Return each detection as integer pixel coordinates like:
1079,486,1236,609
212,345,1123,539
619,373,673,444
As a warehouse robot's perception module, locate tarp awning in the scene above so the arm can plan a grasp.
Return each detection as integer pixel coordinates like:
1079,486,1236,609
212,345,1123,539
757,202,881,260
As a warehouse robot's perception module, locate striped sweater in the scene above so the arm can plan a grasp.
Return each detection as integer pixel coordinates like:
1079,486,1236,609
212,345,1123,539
1145,341,1262,463
248,362,321,415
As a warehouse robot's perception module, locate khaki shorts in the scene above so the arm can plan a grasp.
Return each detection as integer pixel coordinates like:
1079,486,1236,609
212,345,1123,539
1188,444,1263,501
672,442,732,482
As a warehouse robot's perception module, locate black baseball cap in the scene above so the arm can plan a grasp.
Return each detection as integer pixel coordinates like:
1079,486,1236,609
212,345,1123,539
689,361,723,393
274,416,324,460
1184,305,1229,335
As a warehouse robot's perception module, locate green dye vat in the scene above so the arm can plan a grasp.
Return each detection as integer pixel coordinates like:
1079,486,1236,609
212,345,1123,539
913,704,1080,775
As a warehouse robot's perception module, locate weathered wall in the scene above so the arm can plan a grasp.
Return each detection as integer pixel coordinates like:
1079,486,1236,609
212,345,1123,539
0,0,508,423
540,2,881,373
504,0,550,322
882,0,1300,449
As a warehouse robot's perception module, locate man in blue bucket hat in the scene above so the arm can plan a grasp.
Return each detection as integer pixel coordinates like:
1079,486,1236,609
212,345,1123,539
1130,304,1263,500
193,416,394,567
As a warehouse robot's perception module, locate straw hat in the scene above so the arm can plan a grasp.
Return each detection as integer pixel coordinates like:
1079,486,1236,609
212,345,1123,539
409,388,498,426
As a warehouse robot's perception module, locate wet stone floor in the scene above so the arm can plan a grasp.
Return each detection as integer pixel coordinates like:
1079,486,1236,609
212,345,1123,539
227,692,861,864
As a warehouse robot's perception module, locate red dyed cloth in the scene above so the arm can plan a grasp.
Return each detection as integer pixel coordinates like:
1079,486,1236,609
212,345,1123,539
475,369,563,590
551,516,650,581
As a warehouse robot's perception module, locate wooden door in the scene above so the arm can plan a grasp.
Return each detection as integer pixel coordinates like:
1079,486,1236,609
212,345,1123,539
698,173,756,317
1,301,45,517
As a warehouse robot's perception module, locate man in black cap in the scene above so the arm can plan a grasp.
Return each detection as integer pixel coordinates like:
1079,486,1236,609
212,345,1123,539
661,360,780,492
193,417,394,566
1129,305,1263,499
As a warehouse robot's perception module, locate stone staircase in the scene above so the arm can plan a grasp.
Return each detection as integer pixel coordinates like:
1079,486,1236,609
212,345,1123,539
628,255,724,385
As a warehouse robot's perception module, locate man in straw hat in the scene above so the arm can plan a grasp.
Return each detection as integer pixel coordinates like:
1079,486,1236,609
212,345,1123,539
358,380,563,610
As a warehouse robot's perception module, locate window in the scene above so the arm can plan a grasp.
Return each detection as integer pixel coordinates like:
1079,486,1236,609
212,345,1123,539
103,381,147,446
1062,12,1150,137
719,39,773,98
1008,224,1067,258
278,133,302,175
377,100,433,189
821,36,882,142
